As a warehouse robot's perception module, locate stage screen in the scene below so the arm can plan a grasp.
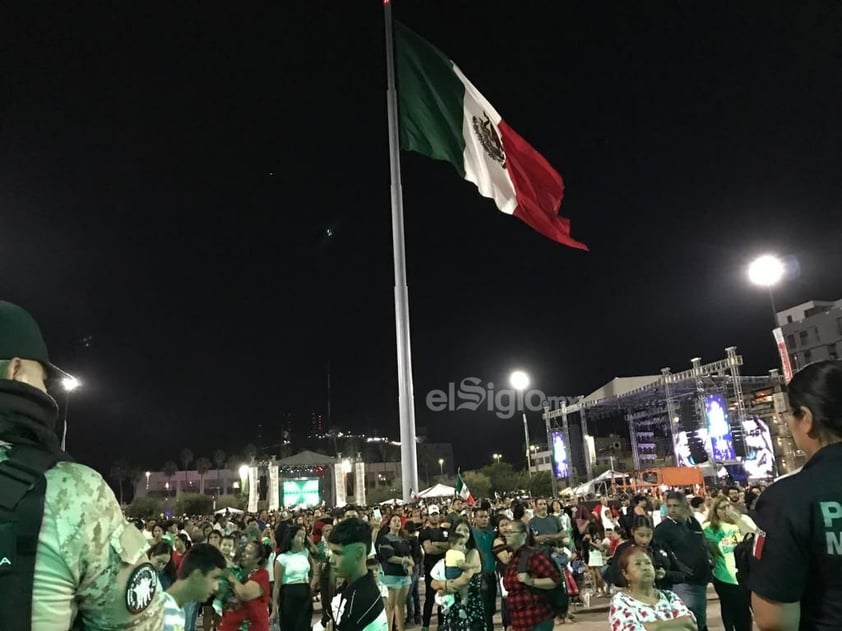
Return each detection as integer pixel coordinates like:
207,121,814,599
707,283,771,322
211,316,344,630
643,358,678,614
672,416,776,479
673,428,710,467
705,393,735,461
550,430,569,479
741,416,776,479
282,478,320,507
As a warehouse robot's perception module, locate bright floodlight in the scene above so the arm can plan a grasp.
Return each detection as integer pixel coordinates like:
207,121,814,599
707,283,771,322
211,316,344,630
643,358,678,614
62,376,80,391
238,464,249,480
509,370,530,392
748,255,784,287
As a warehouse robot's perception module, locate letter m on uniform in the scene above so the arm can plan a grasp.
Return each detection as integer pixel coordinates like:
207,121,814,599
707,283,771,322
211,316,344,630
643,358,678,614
827,532,842,555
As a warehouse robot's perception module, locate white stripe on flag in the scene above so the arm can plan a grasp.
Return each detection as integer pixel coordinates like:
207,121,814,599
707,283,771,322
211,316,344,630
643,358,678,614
452,64,518,215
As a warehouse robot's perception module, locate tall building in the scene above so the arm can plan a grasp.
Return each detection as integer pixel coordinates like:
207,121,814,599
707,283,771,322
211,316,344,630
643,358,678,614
777,299,842,370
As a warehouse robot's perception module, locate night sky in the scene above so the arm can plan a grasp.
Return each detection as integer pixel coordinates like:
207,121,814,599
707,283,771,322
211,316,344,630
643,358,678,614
3,2,841,478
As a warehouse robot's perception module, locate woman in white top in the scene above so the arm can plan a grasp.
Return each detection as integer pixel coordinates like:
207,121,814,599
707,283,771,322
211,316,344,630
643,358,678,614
270,525,318,631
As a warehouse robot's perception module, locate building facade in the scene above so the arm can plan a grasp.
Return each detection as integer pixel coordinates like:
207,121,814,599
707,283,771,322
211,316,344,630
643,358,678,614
777,299,842,370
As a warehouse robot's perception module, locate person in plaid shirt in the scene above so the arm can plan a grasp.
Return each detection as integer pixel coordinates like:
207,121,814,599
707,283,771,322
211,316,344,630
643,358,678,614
502,520,562,631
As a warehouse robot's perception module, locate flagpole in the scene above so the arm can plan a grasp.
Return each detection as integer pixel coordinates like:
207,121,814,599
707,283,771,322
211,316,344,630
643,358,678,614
383,0,419,501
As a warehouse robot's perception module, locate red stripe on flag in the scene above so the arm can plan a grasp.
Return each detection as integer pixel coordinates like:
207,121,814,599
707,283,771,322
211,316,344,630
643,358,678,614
498,121,588,251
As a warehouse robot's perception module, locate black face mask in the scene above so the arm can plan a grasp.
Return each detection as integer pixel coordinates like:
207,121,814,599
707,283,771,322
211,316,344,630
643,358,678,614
0,379,63,456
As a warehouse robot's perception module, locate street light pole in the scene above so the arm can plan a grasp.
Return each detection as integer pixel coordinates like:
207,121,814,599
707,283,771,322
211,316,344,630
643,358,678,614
60,376,80,451
748,254,785,325
510,370,532,475
438,458,444,477
523,412,533,476
748,254,792,379
767,286,779,329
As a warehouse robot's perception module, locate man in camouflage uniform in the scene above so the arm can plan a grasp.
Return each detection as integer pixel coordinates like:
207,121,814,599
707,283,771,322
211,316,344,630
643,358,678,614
0,301,165,628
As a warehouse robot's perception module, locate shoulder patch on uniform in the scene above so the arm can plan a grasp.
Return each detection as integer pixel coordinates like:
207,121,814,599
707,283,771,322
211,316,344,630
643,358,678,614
752,529,766,559
126,562,158,614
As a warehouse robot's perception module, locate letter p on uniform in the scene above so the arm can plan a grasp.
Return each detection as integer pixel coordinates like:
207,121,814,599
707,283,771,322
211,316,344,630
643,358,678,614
820,501,842,527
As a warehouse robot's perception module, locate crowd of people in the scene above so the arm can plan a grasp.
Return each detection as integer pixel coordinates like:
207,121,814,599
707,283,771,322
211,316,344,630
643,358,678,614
116,361,842,631
131,478,768,631
6,302,842,631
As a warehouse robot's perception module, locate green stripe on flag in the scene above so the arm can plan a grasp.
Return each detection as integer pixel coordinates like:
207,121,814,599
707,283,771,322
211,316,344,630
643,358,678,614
395,22,466,176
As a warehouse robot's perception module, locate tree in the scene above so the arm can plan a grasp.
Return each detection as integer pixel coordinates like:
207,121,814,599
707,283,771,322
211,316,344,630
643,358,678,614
525,471,554,498
128,468,144,504
195,457,211,495
162,460,177,497
213,448,226,493
481,462,519,494
179,447,194,493
226,454,243,495
217,494,244,511
243,443,258,462
109,459,130,505
461,470,492,503
176,492,214,516
127,495,162,519
367,485,400,505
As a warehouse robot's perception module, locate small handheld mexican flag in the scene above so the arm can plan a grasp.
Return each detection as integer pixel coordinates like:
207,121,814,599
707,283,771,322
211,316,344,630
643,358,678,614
456,470,475,506
395,22,588,250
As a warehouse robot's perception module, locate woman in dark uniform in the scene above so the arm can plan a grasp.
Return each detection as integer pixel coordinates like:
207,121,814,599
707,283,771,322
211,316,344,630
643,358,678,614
748,360,842,631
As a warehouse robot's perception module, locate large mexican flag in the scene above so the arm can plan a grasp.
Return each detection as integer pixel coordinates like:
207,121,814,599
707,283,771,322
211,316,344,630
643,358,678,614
395,23,588,250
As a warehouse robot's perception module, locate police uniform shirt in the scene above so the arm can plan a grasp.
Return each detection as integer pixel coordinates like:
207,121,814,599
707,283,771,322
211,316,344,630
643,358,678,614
747,443,842,629
0,444,166,630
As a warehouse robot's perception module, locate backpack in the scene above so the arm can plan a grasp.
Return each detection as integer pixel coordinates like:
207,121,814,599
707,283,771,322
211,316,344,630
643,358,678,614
733,532,756,586
0,443,68,631
517,546,569,616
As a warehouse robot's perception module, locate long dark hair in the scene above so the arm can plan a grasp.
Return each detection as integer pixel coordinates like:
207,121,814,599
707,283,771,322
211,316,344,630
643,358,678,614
630,514,654,532
788,360,842,441
449,517,478,550
148,540,177,585
376,513,405,543
491,513,510,537
278,524,307,554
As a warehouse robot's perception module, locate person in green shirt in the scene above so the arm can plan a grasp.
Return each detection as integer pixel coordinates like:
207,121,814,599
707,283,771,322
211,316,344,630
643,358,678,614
703,495,756,631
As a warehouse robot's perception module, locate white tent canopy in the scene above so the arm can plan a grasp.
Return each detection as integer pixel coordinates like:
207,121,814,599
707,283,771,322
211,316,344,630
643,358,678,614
379,498,405,505
571,470,652,496
417,483,456,499
214,507,244,515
